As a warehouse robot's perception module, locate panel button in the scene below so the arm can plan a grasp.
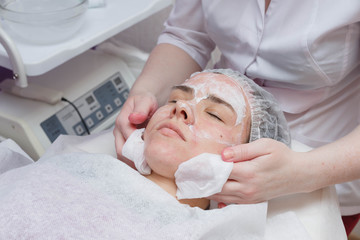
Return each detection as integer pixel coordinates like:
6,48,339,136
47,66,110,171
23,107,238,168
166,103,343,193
86,117,94,128
123,91,129,99
96,111,104,120
105,104,113,113
75,125,85,135
114,97,122,107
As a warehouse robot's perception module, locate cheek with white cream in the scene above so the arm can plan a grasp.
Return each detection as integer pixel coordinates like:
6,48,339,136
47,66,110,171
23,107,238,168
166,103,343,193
189,124,239,147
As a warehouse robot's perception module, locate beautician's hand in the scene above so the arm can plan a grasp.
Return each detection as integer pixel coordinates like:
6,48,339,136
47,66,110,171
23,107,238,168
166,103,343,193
113,92,158,159
209,138,307,204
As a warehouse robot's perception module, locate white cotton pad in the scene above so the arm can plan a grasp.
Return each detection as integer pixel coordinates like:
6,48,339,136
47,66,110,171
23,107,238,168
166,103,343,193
121,128,151,175
175,153,233,199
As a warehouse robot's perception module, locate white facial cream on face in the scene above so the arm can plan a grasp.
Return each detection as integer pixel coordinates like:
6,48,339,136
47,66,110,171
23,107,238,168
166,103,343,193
178,72,247,146
183,73,247,125
190,125,237,146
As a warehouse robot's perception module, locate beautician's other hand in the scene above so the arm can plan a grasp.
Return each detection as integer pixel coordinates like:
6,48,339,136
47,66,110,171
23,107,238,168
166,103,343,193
210,138,307,204
113,92,158,159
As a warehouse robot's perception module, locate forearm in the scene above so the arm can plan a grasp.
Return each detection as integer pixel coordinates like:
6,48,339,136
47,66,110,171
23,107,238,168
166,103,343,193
302,124,360,192
130,43,202,105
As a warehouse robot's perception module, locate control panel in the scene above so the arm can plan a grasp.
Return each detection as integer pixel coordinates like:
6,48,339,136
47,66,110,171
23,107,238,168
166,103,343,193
41,72,129,142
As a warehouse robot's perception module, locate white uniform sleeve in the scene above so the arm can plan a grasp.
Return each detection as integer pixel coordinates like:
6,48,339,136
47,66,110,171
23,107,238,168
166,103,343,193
157,0,216,69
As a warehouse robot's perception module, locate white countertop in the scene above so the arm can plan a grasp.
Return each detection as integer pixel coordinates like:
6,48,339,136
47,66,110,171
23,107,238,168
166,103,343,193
0,0,172,76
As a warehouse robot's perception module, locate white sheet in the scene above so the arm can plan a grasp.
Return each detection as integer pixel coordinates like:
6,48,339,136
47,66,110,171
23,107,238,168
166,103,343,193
0,131,347,239
0,139,33,174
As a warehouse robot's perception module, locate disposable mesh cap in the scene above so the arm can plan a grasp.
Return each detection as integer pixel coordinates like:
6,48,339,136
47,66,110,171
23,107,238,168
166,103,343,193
195,69,291,146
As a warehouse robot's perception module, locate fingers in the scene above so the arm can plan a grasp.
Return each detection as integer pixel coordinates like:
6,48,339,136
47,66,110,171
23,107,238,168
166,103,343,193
217,202,227,208
115,103,137,140
222,138,273,163
116,93,158,139
210,195,249,205
129,93,158,124
208,180,262,204
128,112,149,125
113,128,126,158
113,93,158,158
228,160,257,182
113,131,136,169
211,140,295,205
210,194,263,205
118,155,136,170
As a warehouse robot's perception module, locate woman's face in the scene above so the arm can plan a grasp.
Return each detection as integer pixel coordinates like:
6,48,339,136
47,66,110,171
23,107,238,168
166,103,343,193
143,72,251,178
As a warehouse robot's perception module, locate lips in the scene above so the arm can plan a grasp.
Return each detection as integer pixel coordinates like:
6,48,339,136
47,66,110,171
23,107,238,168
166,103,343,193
157,122,186,141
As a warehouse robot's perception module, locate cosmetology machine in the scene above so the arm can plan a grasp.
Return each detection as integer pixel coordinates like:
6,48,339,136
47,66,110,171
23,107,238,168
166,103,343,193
0,0,172,159
0,50,135,159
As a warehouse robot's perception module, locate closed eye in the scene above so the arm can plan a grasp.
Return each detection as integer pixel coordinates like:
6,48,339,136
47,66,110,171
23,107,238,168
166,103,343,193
207,112,223,122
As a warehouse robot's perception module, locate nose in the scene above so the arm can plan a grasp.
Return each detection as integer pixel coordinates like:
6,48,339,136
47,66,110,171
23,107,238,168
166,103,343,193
171,100,194,124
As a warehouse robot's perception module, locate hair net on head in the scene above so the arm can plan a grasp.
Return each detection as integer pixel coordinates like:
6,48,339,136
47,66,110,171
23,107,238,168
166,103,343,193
192,69,291,146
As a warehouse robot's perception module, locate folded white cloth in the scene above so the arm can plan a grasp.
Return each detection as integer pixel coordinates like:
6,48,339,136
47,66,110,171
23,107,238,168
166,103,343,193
175,153,233,199
122,128,151,175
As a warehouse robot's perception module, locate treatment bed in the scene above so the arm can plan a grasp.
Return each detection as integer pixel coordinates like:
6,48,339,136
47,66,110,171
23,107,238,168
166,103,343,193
0,130,347,239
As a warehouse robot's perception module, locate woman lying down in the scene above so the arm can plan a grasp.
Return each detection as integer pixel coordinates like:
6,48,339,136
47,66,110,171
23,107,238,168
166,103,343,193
0,69,311,239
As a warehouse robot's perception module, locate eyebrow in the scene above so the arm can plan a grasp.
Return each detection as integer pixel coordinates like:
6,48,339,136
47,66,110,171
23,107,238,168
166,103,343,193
172,85,235,112
207,94,235,112
171,85,194,95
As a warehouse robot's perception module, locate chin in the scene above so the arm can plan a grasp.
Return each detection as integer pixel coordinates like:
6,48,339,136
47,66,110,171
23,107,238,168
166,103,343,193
145,132,185,155
144,137,187,174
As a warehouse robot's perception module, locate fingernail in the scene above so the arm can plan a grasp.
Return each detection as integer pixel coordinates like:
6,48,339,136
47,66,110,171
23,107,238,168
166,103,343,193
222,148,234,161
218,202,227,209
